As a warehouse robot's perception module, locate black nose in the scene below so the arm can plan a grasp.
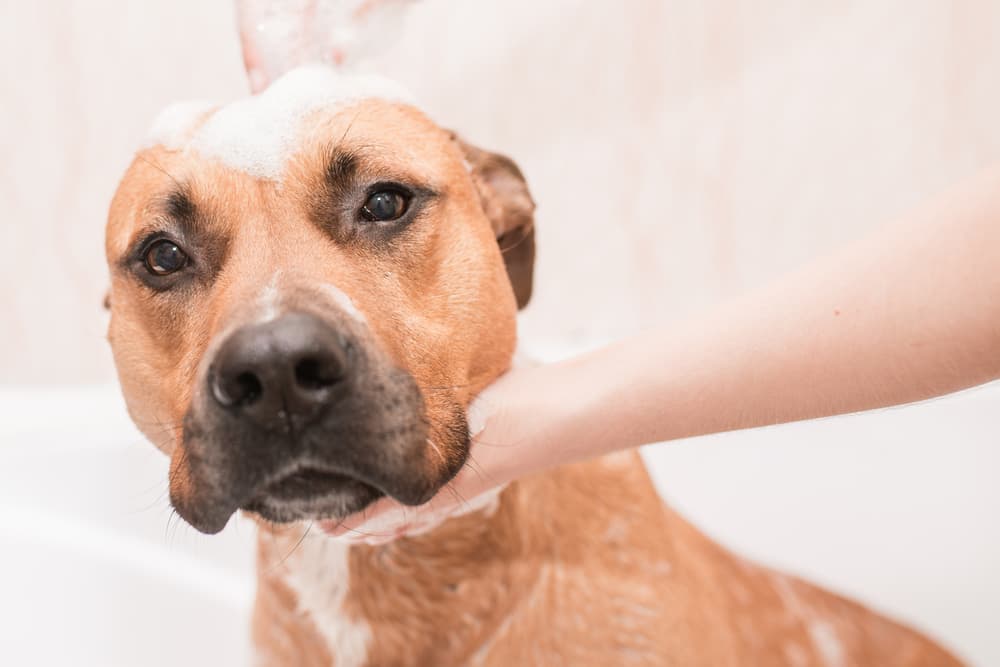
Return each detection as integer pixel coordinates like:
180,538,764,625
209,312,348,431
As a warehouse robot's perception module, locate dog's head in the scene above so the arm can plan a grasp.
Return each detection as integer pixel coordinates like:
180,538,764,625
105,67,535,534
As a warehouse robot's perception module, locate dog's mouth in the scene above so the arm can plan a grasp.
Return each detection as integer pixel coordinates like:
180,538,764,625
241,465,385,524
171,348,470,534
263,467,366,499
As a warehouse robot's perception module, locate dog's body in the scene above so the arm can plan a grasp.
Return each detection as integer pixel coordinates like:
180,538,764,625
105,66,962,666
254,453,960,667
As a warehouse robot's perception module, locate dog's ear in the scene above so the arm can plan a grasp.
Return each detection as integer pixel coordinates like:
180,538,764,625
453,135,536,309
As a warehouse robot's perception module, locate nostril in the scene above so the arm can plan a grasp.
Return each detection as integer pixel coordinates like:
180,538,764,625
213,369,264,408
294,357,340,391
233,372,263,404
208,314,349,421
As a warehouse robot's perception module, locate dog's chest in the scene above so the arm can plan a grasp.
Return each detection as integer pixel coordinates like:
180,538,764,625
278,514,525,667
285,538,372,667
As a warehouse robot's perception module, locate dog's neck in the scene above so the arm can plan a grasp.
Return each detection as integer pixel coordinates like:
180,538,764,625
253,345,530,666
257,486,523,667
320,484,506,546
282,535,369,667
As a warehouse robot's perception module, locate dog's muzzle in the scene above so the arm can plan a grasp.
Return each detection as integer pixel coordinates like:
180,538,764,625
171,311,464,534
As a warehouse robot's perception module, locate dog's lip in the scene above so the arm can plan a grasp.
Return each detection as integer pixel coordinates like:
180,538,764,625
258,457,439,507
258,466,373,501
238,464,385,527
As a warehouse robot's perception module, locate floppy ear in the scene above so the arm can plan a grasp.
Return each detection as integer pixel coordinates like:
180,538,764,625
453,136,536,309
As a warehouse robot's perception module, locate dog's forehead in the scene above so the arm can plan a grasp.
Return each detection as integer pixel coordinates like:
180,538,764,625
145,65,416,180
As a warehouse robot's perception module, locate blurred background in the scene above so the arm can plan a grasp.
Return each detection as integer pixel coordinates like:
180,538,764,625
1,1,997,665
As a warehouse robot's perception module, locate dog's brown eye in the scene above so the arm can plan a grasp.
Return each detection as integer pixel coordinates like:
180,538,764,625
361,190,408,222
144,239,188,276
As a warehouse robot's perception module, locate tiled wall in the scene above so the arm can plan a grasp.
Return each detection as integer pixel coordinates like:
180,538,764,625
3,1,998,383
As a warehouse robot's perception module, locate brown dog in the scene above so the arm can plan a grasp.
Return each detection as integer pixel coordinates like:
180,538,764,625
105,66,962,666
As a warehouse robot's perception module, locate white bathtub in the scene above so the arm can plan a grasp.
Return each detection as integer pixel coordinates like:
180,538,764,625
0,382,996,666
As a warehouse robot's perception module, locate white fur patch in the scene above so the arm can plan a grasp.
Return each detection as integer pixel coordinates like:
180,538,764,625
771,574,846,667
146,65,414,180
319,283,365,324
256,272,284,324
254,276,366,326
808,620,845,667
286,536,371,667
783,642,810,667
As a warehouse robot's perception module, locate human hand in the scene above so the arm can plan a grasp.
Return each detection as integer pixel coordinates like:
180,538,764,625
317,360,571,544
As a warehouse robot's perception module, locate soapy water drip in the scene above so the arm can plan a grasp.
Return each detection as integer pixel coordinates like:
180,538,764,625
237,0,417,92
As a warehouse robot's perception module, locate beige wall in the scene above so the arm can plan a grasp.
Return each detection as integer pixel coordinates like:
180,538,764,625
2,1,999,384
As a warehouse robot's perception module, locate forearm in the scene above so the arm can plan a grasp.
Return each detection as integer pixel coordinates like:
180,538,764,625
334,170,1000,536
504,167,1000,471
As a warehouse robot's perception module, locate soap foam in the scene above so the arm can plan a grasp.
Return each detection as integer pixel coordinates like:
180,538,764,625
145,65,415,180
145,100,217,149
238,0,413,77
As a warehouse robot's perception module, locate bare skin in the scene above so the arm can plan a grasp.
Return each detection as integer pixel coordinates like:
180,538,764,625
331,165,1000,538
232,1,999,541
110,80,964,667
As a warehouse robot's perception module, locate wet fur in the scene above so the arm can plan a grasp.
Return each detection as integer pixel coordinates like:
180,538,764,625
106,98,963,666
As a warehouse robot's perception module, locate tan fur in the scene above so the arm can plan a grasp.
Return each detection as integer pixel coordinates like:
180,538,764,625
253,528,334,667
106,99,963,666
253,453,959,666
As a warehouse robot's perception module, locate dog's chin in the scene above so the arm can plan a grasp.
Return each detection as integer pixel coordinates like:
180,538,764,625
242,468,384,524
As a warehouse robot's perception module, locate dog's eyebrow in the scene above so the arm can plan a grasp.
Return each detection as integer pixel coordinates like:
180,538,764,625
119,184,229,285
325,146,361,186
119,186,200,268
164,187,197,225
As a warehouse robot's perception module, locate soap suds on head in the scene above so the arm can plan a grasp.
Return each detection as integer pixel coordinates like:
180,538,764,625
146,100,217,149
144,65,415,180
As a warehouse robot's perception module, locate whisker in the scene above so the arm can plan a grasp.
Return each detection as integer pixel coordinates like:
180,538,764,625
130,416,186,430
134,486,171,514
462,455,489,483
340,525,399,539
265,522,314,575
164,508,180,543
426,438,447,466
336,111,362,148
468,436,522,449
136,153,185,192
167,445,191,490
444,481,472,512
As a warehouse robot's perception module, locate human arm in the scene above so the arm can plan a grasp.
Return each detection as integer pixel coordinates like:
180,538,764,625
327,166,1000,539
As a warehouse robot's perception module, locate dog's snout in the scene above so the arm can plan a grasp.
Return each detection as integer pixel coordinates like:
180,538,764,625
209,312,348,429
